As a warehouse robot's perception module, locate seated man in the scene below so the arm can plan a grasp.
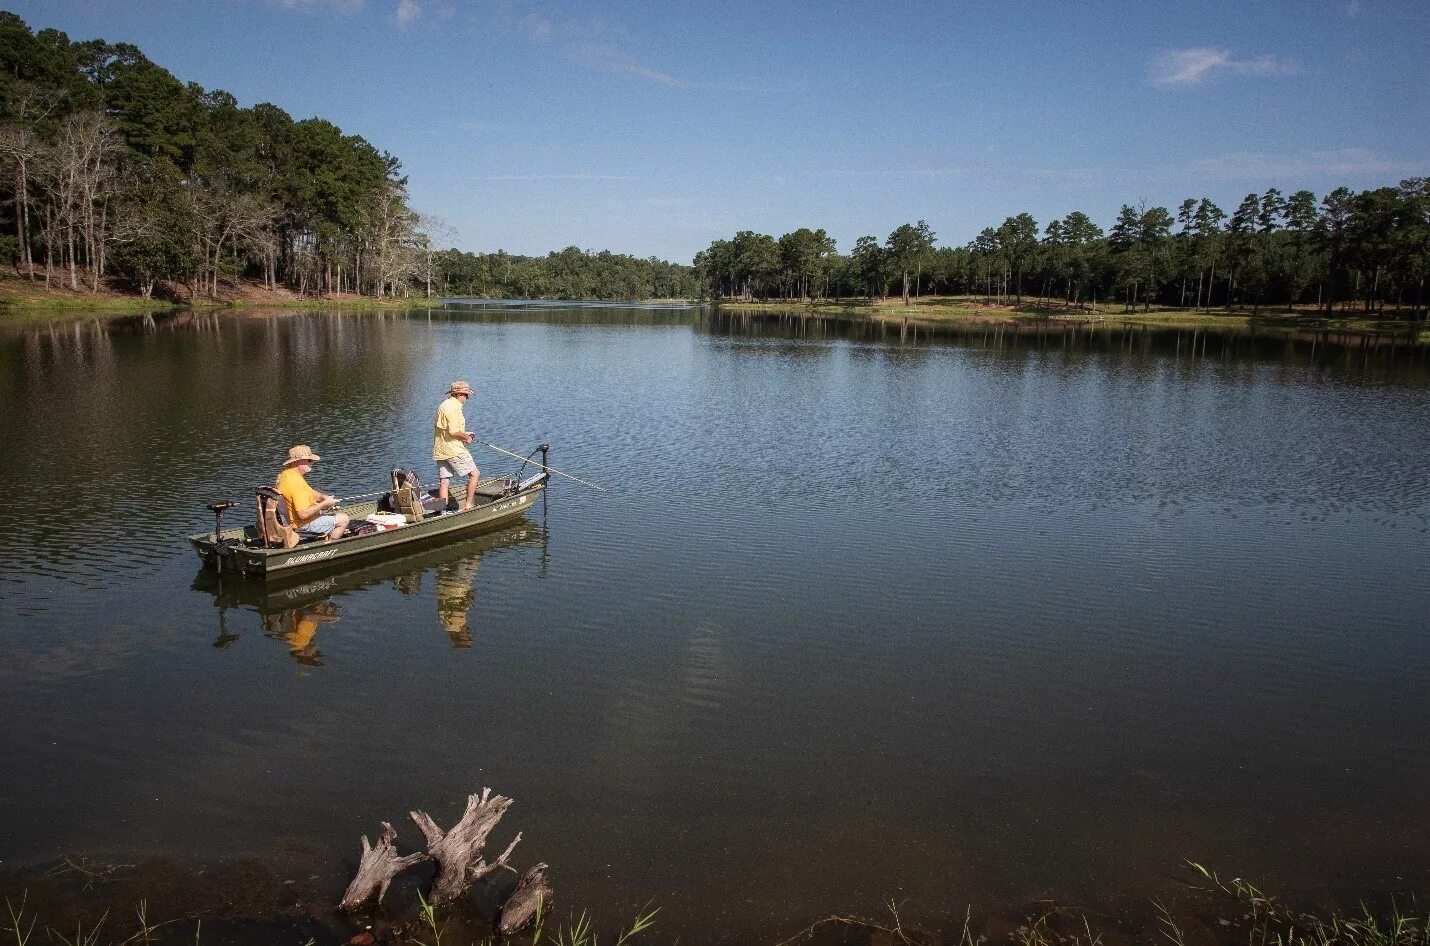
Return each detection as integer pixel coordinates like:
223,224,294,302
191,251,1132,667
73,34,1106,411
276,444,348,540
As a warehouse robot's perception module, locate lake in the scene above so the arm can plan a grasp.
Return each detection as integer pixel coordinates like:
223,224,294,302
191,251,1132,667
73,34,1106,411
0,305,1427,943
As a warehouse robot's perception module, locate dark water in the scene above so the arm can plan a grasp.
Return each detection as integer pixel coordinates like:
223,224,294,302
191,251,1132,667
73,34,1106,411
1,306,1428,941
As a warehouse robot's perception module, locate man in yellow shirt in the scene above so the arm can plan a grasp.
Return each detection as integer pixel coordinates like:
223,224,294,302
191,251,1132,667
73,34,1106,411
275,444,349,540
434,380,479,511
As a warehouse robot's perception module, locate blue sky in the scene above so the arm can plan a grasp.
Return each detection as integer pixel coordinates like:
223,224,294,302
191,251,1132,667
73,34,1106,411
9,0,1428,262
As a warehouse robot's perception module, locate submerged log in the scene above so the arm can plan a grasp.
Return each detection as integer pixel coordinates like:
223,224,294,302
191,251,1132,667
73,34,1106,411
498,863,552,935
410,788,522,904
339,822,429,910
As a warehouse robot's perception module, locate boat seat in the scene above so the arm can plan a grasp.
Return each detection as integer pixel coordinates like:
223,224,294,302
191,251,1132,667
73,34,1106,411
255,487,299,549
389,467,436,523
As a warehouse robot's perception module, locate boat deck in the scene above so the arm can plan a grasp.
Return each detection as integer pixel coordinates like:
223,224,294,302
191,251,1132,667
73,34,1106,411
189,475,547,579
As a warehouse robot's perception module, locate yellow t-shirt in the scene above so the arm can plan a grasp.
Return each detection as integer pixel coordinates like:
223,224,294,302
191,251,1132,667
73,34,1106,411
275,466,321,526
433,396,470,461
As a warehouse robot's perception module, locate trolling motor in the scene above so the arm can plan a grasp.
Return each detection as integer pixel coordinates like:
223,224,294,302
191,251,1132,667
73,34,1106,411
208,501,234,573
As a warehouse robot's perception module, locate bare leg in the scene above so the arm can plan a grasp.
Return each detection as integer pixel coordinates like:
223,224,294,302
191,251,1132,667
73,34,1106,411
462,470,478,510
437,474,450,504
327,512,350,540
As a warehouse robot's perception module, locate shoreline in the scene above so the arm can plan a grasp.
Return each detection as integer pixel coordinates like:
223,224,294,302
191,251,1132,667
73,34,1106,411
0,274,454,321
1,853,1423,946
5,283,1426,344
713,296,1429,337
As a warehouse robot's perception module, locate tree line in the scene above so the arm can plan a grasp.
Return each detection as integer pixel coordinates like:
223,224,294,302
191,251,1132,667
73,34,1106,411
694,181,1430,317
433,245,697,300
0,12,701,303
0,11,443,299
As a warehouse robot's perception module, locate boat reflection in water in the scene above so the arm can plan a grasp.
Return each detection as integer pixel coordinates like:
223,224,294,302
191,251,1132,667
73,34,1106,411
193,522,548,665
433,556,481,648
262,601,340,665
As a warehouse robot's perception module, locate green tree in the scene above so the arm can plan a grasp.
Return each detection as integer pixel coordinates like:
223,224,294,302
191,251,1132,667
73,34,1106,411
885,220,935,305
994,213,1038,302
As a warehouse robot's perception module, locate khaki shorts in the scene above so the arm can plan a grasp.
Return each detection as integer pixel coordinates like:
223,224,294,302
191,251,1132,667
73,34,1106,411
437,450,477,479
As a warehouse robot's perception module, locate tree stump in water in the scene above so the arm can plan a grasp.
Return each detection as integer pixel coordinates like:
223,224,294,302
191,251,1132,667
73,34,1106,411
498,863,552,935
410,788,522,904
339,822,429,910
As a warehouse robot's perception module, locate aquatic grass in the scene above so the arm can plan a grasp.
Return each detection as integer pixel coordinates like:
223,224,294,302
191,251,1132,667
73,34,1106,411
120,900,155,946
530,891,545,945
1187,861,1430,946
612,907,658,946
5,892,36,946
1154,898,1189,946
774,900,935,946
537,906,657,946
44,908,108,946
1008,912,1104,946
412,891,446,946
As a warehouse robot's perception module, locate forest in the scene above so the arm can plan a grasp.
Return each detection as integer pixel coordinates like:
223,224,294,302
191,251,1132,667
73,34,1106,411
4,11,1425,314
695,183,1430,317
0,11,431,299
0,12,695,303
432,246,697,301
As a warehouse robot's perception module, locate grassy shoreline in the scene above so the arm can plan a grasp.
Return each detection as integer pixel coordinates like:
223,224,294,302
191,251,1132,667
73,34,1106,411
2,855,1425,946
714,295,1428,336
0,274,453,321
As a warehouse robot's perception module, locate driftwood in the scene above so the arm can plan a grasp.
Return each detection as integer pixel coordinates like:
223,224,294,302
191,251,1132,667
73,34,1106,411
339,822,429,910
410,788,522,904
498,863,552,935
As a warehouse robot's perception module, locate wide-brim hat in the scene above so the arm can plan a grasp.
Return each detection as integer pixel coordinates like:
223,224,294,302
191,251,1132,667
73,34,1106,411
449,380,473,396
284,444,321,466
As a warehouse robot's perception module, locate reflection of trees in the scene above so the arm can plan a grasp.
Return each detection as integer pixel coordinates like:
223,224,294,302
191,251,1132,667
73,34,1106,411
261,601,339,666
433,555,481,648
2,312,422,584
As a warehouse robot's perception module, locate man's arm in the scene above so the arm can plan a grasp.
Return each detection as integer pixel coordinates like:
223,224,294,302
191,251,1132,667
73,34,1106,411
299,496,337,518
282,485,335,520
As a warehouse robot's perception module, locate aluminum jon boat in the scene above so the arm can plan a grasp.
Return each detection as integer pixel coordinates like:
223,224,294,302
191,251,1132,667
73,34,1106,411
189,446,551,581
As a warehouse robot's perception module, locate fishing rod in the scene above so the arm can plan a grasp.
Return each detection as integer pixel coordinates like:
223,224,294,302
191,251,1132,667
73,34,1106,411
476,440,607,491
330,488,392,504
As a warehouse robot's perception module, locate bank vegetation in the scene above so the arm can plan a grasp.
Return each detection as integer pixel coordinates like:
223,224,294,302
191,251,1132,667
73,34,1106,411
695,184,1430,320
0,13,697,308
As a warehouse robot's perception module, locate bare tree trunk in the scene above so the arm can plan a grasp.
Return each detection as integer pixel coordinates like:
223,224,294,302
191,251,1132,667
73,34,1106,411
43,203,52,288
15,160,30,272
67,222,77,290
409,789,522,904
498,864,552,935
338,822,428,910
96,200,107,288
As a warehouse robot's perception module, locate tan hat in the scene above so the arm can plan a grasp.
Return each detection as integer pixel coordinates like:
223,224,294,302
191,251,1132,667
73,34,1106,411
449,380,473,396
284,444,321,466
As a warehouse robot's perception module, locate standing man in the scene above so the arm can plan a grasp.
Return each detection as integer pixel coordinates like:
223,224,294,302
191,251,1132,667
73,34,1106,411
276,445,349,540
434,380,480,511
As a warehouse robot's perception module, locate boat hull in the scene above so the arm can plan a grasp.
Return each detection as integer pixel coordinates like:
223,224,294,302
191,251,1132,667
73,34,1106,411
188,479,546,580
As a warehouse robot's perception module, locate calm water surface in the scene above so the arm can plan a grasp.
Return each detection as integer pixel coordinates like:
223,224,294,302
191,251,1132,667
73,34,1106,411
1,306,1427,941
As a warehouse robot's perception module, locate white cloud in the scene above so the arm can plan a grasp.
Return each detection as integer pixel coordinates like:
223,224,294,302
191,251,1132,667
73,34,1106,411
1187,148,1422,180
1149,47,1300,86
395,0,420,25
570,41,680,85
476,1,761,89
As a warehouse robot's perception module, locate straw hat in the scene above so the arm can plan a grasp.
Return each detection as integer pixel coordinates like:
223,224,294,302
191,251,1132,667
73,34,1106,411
284,444,321,466
449,380,474,396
